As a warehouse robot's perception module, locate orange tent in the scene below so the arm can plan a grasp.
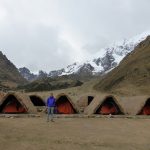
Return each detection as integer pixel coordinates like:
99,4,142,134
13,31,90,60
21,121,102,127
0,93,36,114
0,94,27,113
100,105,117,115
96,96,122,115
55,94,78,114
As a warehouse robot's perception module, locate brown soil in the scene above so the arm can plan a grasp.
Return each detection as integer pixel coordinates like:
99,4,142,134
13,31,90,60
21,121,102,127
0,117,150,150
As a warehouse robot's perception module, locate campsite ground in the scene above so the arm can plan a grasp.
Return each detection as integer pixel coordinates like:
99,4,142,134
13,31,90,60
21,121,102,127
0,117,150,150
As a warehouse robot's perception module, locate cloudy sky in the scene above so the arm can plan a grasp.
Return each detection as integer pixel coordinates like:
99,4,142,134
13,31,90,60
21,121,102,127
0,0,150,73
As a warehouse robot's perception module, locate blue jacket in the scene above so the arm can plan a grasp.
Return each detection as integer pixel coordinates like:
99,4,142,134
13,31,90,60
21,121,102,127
47,96,56,107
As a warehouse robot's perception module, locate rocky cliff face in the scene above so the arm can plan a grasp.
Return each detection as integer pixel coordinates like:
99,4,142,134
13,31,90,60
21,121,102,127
19,67,37,81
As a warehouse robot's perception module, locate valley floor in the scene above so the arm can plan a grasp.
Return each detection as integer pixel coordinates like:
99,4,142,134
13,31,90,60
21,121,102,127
0,117,150,150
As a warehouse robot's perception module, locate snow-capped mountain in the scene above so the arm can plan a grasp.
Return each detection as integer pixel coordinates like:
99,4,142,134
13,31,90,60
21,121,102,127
48,31,150,77
20,31,150,81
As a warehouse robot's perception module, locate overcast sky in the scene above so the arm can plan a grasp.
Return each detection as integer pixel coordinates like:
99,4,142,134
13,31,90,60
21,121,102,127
0,0,150,73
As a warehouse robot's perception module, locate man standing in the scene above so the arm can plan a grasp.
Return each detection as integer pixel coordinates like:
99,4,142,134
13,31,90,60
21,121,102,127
46,93,56,122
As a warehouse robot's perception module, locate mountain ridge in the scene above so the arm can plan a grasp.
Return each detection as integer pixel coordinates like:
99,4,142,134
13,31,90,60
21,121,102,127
19,31,150,80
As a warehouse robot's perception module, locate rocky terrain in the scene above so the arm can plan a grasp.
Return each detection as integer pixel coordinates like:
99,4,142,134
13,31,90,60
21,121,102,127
19,67,37,81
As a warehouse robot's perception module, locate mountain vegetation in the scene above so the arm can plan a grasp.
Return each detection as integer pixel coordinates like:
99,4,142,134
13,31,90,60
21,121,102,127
94,36,150,95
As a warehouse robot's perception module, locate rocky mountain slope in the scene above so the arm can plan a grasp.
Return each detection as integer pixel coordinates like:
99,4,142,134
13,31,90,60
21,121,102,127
0,51,26,89
94,36,150,95
48,32,150,77
20,31,150,81
19,67,38,81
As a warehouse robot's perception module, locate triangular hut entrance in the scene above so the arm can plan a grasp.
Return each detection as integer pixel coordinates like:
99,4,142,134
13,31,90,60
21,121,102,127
0,94,27,113
96,96,122,115
56,94,77,114
138,98,150,115
29,95,45,106
88,96,94,105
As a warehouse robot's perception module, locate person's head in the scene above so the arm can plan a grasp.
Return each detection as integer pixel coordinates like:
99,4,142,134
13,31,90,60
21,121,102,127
50,93,53,97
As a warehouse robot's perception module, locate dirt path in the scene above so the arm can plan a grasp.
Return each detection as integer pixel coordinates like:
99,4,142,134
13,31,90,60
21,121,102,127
0,117,149,150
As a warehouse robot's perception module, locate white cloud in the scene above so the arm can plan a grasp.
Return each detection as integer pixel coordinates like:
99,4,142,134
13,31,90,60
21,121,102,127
0,0,150,73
